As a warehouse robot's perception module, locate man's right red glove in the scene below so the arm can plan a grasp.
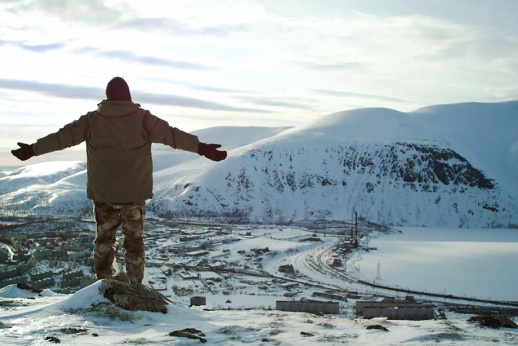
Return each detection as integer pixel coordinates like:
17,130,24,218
12,142,35,161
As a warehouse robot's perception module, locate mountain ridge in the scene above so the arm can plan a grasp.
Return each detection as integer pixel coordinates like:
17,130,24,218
1,101,517,228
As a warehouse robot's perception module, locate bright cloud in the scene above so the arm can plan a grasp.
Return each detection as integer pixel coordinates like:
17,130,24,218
0,0,517,166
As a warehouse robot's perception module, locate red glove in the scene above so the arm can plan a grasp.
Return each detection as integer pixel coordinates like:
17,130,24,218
198,143,227,162
12,142,35,161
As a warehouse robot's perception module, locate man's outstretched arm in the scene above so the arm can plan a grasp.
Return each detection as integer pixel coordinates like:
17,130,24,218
142,112,227,161
11,114,90,161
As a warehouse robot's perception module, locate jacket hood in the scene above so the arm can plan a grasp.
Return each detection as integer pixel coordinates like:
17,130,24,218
97,100,142,117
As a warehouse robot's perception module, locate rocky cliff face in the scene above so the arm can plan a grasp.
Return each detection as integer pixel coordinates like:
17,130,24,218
148,140,516,228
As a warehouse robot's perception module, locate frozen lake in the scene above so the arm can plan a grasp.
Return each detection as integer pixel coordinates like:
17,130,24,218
352,227,518,301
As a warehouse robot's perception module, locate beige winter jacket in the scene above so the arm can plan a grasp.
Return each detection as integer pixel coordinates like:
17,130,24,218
33,100,200,203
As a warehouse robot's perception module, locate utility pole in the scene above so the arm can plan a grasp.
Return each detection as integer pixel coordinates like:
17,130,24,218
354,211,358,248
376,262,381,280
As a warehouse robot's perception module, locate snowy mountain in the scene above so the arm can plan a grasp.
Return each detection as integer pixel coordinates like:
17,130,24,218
1,101,517,228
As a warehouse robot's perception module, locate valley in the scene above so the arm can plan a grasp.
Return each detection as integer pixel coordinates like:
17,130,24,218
2,217,516,318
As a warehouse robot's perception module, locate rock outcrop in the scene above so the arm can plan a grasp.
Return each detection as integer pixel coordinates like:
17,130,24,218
98,275,171,314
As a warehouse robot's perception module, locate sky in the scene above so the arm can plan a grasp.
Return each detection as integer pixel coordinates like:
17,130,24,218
1,0,517,166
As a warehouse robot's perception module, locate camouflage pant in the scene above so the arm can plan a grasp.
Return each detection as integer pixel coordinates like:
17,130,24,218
93,201,146,284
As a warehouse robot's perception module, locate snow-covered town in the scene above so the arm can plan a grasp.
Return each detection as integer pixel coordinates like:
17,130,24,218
2,216,517,315
1,0,518,343
1,217,518,345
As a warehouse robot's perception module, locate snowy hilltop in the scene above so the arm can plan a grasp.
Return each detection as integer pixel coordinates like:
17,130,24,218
1,101,517,228
1,280,517,345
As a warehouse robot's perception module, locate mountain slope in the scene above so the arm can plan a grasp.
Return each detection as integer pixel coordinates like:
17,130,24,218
150,139,515,227
1,101,517,227
149,101,518,227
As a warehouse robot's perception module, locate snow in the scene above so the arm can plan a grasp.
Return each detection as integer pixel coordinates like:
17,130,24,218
2,226,517,345
1,101,517,227
8,161,84,178
351,228,518,301
1,282,517,345
0,285,41,299
0,161,86,195
1,101,518,344
60,281,110,310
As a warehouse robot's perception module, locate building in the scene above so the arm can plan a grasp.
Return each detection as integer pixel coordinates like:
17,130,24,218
32,277,55,290
356,298,437,320
276,300,340,314
185,250,210,257
278,264,295,274
198,271,222,282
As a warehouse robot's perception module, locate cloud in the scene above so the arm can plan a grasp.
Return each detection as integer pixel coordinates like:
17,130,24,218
269,13,486,73
2,1,515,119
133,91,268,113
190,84,248,94
114,16,253,37
363,15,483,61
137,76,250,95
294,61,365,72
0,78,269,113
6,0,125,25
0,78,101,99
310,89,409,104
6,0,254,38
237,96,314,110
0,39,66,53
74,47,214,70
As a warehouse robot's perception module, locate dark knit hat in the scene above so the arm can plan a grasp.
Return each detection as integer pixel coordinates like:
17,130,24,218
106,77,132,101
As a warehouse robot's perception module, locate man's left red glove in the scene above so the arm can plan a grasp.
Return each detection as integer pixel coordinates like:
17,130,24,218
198,143,227,162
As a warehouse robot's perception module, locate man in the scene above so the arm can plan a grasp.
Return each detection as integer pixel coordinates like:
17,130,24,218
11,77,227,285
